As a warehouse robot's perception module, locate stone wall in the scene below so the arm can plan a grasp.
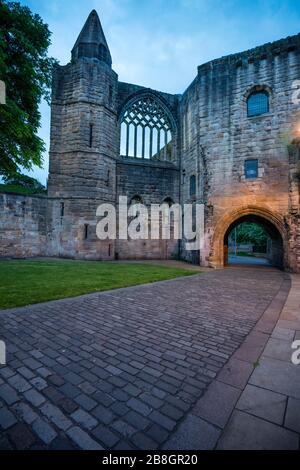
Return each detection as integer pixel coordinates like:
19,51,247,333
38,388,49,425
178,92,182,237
116,158,180,259
180,34,300,271
0,193,47,258
46,197,115,260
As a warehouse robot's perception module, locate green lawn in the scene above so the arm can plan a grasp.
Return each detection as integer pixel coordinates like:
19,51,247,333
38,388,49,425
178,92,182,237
0,260,196,309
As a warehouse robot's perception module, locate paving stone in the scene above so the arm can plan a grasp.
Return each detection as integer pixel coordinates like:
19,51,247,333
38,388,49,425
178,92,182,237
23,358,42,370
59,382,81,399
284,397,300,433
127,398,152,416
164,414,221,450
13,402,38,425
0,367,15,379
146,423,169,444
165,395,191,412
48,374,65,386
160,403,184,421
8,374,31,393
30,377,48,391
75,393,97,411
0,384,19,405
113,440,134,450
217,358,254,389
193,380,241,428
7,423,36,450
0,435,13,450
64,371,84,386
271,327,295,341
111,388,130,402
112,419,137,438
123,384,141,397
106,365,123,376
59,396,79,414
93,390,115,407
67,426,104,450
32,417,57,445
36,367,52,378
110,401,130,417
233,331,269,363
92,424,120,448
24,389,45,407
131,432,159,450
263,337,294,362
149,410,176,431
50,437,77,450
92,404,114,425
71,409,98,430
236,384,286,425
0,407,17,430
249,356,300,399
44,386,64,403
217,410,298,450
30,350,44,359
40,403,72,431
125,410,150,430
78,381,97,395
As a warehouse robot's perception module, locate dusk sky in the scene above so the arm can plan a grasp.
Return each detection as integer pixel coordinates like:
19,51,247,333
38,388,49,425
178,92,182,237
19,0,300,184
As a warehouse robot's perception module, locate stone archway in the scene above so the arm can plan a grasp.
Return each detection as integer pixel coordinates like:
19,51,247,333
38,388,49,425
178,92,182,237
210,206,287,269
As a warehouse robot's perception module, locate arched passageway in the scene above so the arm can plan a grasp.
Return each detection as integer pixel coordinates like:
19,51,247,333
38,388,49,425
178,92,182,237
224,214,284,268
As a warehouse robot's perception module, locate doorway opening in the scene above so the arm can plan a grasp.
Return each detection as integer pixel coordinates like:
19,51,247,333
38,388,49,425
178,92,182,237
224,215,284,268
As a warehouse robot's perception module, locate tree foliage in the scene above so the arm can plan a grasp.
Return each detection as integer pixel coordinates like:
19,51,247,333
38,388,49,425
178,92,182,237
229,222,269,246
0,0,56,177
3,171,45,192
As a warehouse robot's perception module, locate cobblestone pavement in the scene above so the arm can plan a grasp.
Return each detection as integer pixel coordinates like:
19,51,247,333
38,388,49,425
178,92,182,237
0,268,285,450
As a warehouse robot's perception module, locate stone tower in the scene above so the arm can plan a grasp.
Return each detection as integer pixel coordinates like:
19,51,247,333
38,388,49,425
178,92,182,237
47,10,118,259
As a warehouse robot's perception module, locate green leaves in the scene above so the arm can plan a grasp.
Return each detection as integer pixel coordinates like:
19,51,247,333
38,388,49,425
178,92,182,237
230,222,269,246
0,1,57,177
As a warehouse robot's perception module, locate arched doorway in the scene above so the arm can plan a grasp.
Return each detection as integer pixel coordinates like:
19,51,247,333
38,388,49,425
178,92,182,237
210,207,287,270
224,214,284,268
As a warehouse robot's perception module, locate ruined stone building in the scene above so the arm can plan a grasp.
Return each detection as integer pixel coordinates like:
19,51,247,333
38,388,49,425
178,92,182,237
1,10,300,272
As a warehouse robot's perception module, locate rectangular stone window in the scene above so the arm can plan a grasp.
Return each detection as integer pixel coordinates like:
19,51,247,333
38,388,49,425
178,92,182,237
84,224,89,240
89,124,93,148
60,202,64,217
245,159,258,179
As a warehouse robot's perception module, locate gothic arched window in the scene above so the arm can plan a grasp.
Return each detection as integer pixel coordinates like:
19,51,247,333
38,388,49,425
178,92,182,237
120,95,174,161
247,90,269,117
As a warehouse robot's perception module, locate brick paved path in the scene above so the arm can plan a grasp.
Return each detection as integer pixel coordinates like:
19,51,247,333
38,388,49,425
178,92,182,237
0,268,285,450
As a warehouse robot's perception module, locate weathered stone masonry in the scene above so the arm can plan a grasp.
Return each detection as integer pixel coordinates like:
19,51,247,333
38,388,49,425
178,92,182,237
1,10,300,272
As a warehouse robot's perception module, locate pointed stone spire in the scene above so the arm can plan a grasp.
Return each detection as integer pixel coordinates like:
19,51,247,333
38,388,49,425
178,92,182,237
72,10,112,66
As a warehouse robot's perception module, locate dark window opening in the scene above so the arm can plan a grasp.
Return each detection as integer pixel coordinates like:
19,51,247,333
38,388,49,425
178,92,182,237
245,159,258,179
247,91,269,117
106,170,110,187
163,197,174,207
108,244,111,257
190,175,196,197
60,202,64,217
130,195,143,205
89,124,94,148
84,224,89,240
